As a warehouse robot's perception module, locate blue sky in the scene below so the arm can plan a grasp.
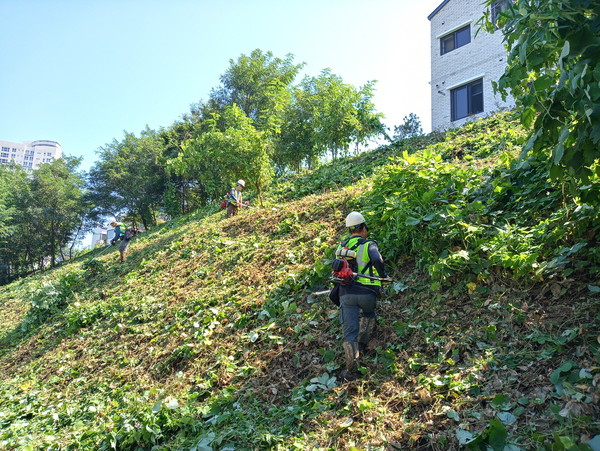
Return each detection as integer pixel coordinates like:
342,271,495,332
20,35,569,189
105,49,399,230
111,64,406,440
1,0,442,172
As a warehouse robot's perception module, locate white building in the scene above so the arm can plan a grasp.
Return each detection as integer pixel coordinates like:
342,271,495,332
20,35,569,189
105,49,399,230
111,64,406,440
0,139,62,171
91,227,109,247
428,0,515,131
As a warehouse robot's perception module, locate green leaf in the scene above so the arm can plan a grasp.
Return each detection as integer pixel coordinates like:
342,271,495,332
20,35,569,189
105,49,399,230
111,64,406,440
487,418,508,451
521,107,537,129
588,285,600,293
357,400,374,411
447,410,460,421
513,406,526,416
405,217,421,226
497,411,517,425
392,282,409,293
550,361,576,384
491,394,512,411
322,350,335,363
558,126,570,144
553,144,565,165
560,40,571,62
456,429,477,445
534,76,554,92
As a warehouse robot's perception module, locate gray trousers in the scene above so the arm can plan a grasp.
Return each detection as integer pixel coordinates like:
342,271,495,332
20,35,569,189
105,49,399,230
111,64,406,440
119,238,131,252
340,292,377,342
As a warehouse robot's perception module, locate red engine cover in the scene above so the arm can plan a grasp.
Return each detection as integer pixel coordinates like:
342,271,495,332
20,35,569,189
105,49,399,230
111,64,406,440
333,260,354,280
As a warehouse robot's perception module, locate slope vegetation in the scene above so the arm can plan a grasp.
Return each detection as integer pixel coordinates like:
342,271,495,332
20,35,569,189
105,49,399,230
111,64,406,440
0,112,598,450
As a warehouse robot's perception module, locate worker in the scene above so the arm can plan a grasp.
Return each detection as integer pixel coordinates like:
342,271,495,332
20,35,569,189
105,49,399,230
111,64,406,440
336,211,390,380
110,220,137,263
226,179,245,218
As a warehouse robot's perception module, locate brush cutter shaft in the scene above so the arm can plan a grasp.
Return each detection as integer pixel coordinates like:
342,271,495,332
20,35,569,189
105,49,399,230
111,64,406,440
331,273,391,284
354,272,392,282
87,244,113,263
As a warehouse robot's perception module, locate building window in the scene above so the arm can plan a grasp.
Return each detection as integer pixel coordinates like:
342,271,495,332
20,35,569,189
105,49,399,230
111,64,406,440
440,25,471,55
451,79,484,121
491,0,511,24
0,153,8,158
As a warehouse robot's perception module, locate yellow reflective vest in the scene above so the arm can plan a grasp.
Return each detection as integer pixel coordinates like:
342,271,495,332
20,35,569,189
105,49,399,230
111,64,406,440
336,236,382,288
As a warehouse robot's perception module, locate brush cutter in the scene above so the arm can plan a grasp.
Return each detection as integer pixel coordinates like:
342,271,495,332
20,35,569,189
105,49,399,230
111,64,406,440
331,258,392,284
85,243,114,264
312,271,393,296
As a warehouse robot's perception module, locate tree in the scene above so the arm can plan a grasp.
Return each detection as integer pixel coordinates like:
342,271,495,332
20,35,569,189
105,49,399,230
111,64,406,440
483,0,600,187
88,128,167,229
159,114,210,215
273,85,321,171
274,70,384,168
352,81,387,152
393,113,424,140
0,165,28,282
29,157,88,267
210,49,304,134
0,158,89,280
175,105,273,206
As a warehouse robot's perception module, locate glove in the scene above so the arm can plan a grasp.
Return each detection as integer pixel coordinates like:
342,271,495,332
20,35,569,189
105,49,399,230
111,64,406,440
110,239,116,246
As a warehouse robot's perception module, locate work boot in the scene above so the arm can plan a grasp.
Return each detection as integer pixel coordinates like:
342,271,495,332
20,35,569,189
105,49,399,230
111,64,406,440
357,317,377,351
339,341,360,381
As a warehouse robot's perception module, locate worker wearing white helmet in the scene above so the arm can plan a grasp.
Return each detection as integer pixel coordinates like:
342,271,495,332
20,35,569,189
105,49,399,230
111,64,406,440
226,179,246,218
335,211,390,380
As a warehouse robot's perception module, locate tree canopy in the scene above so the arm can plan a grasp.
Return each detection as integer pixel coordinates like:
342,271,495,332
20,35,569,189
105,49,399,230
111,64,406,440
0,157,87,282
483,0,600,194
88,128,166,228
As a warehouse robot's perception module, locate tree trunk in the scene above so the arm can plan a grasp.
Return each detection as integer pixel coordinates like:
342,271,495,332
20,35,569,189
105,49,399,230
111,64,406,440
50,218,56,267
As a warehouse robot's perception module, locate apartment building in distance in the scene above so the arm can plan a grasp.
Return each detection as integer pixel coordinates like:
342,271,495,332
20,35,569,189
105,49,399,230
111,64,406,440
428,0,515,131
0,139,62,171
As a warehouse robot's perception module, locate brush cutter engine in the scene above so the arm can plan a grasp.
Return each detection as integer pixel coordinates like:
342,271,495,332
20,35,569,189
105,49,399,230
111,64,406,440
332,258,354,281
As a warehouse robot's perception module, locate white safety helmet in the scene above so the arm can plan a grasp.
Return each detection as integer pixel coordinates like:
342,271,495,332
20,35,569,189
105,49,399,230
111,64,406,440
345,211,366,228
237,179,246,187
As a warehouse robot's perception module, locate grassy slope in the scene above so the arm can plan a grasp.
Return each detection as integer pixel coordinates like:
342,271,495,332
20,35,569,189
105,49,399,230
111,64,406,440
0,112,598,450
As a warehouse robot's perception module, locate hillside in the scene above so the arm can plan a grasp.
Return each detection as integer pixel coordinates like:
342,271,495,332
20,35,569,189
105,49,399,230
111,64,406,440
0,112,598,450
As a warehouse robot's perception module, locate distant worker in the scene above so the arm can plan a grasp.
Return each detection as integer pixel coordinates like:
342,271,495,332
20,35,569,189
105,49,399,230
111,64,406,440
110,220,137,263
334,211,390,380
226,179,246,218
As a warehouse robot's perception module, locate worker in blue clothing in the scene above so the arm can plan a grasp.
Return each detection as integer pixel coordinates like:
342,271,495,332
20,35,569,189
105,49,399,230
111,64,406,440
110,220,137,263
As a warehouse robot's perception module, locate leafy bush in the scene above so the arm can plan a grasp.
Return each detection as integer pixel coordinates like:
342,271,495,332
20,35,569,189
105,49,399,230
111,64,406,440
361,149,599,284
22,271,83,328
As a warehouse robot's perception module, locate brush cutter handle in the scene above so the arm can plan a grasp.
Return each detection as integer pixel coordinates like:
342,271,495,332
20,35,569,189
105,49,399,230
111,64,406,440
353,272,393,282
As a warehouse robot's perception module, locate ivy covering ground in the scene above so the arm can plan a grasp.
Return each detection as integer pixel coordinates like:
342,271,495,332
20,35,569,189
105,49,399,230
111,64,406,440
0,112,598,450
